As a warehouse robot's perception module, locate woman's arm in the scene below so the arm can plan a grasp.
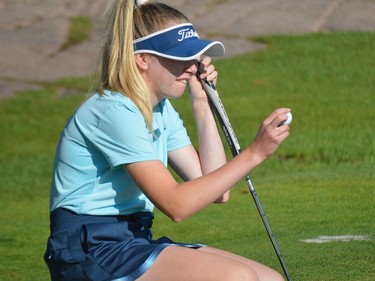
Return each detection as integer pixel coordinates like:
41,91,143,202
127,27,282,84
167,56,229,202
125,107,290,222
168,144,229,203
167,88,229,203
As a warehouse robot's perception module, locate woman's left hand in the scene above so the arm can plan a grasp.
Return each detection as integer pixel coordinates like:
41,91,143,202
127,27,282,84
188,56,218,101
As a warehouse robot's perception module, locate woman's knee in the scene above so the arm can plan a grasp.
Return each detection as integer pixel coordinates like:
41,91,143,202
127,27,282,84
271,271,285,281
258,269,284,281
229,267,284,281
222,264,260,281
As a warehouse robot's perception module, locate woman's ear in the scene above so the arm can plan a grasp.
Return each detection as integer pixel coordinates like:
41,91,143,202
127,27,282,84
134,54,149,71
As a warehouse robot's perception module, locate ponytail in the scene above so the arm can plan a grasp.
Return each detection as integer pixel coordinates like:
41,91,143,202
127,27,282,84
99,0,189,131
100,0,152,130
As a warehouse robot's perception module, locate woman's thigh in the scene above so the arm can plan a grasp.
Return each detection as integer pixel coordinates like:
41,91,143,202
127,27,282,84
199,247,284,281
137,246,284,281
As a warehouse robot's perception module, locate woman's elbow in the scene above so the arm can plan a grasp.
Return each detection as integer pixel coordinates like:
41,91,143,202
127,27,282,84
214,191,230,203
161,205,193,223
166,211,190,223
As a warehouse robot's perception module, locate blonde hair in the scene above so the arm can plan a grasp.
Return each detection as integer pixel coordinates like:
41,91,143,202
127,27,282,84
99,1,189,130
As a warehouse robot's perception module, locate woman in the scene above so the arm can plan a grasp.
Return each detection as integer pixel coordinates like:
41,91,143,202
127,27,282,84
44,1,290,280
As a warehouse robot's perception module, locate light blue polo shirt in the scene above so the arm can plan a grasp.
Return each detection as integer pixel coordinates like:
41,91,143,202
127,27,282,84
50,90,191,215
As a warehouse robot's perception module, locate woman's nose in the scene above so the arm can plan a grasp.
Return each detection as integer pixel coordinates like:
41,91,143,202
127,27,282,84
184,59,199,74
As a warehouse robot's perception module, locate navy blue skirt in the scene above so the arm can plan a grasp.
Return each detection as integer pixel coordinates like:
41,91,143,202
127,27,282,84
44,208,203,281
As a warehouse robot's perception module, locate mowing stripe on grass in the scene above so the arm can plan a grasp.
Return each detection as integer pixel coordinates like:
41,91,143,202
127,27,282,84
301,235,370,243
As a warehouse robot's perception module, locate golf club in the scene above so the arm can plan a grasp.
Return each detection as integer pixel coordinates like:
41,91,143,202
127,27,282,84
200,77,293,281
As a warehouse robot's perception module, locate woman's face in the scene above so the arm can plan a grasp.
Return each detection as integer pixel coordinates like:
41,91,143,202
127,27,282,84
144,55,199,105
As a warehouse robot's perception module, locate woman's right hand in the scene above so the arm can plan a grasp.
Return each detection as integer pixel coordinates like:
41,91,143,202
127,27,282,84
247,108,291,163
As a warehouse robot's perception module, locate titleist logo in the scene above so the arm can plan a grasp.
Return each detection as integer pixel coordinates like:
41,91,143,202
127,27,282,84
177,28,199,41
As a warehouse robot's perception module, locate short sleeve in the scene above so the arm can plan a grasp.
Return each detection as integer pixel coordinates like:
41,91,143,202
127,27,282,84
91,101,158,168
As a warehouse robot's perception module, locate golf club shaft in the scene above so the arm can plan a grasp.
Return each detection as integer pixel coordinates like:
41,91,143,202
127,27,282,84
200,78,292,281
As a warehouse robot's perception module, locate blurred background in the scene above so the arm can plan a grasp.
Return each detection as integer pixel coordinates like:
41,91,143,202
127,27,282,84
1,0,374,99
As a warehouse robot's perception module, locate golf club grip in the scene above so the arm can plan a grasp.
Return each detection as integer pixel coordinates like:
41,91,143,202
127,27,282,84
200,79,241,157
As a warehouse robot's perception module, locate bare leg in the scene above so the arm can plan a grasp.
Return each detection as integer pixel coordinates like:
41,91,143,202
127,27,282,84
199,247,284,281
137,246,284,281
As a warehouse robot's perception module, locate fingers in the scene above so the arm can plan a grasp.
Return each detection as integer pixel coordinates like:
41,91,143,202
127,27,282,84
198,56,218,84
250,108,292,161
263,108,292,141
263,108,292,128
260,119,289,145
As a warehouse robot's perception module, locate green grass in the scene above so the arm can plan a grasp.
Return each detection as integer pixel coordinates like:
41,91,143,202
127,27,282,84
60,16,92,51
0,32,374,280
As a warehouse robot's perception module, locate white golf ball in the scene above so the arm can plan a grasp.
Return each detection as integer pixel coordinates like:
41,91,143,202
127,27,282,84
282,112,292,126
